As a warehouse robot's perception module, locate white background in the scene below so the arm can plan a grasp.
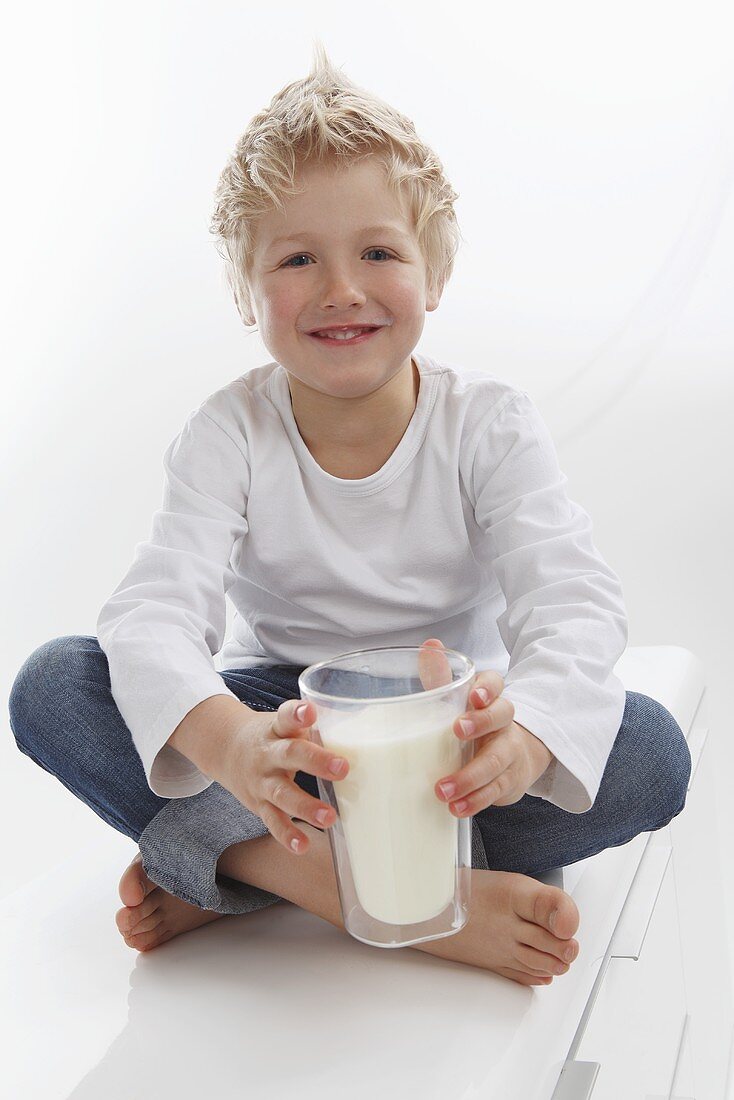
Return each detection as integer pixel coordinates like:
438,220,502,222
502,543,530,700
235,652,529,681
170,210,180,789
2,0,733,1082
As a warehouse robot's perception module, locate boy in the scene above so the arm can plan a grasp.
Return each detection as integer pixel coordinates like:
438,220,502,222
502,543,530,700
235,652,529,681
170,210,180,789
9,44,690,987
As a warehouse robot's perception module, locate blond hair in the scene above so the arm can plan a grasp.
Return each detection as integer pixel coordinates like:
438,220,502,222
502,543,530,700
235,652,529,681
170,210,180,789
209,41,463,328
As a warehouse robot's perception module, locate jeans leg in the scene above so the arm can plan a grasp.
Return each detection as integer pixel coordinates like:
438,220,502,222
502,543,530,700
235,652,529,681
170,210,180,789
9,635,171,839
473,690,692,876
8,635,316,915
135,661,328,915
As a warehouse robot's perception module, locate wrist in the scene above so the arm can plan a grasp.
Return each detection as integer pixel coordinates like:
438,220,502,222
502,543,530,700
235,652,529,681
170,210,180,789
514,720,554,778
167,694,250,775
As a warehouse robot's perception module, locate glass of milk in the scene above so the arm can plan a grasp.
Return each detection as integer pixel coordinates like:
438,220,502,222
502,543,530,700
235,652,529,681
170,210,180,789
298,645,476,949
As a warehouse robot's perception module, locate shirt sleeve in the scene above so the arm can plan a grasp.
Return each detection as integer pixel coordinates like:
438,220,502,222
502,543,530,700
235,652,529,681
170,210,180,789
470,391,628,813
96,407,250,798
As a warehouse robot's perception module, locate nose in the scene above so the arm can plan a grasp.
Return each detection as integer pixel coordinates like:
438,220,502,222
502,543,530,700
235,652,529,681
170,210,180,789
318,265,368,311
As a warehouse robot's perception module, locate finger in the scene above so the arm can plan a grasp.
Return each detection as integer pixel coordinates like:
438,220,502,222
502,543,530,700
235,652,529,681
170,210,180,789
455,696,515,740
272,729,350,786
468,670,506,708
446,768,520,816
265,773,338,835
271,698,316,738
259,798,313,854
270,700,349,777
418,638,454,691
437,745,509,804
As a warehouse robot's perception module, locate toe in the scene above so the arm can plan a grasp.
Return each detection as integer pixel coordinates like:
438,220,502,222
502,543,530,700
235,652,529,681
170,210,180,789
516,915,580,965
125,924,170,952
510,876,580,949
550,891,580,940
499,967,553,987
515,941,572,976
527,884,579,941
115,886,160,931
115,907,130,934
128,911,165,936
116,902,162,936
118,851,156,908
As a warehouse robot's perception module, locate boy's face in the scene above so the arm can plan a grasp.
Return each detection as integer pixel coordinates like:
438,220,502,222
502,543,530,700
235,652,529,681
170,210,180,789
248,155,441,401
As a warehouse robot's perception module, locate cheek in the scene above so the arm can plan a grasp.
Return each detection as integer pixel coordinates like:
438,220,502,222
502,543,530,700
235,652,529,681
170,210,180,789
384,272,426,313
262,289,302,328
262,270,423,325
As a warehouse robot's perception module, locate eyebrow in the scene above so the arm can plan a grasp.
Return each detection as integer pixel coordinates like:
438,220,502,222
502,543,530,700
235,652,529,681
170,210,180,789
264,223,412,251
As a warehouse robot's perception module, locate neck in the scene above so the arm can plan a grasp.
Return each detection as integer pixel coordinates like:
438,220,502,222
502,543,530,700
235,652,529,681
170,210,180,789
287,357,420,454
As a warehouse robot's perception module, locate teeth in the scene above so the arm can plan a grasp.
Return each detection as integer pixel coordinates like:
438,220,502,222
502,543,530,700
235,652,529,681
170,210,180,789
315,328,375,340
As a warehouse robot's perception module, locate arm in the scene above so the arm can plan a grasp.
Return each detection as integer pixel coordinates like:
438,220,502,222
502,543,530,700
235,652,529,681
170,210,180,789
97,404,252,798
469,391,628,813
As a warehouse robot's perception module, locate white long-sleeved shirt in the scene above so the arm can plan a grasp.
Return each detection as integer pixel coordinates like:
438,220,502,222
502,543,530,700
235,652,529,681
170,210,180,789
96,352,628,812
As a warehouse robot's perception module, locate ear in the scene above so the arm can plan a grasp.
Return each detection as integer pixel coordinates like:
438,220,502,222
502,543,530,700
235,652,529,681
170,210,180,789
237,301,257,328
426,275,444,313
241,296,258,328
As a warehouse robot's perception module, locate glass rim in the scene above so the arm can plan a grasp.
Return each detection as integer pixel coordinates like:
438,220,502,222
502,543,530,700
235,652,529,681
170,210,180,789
297,645,476,706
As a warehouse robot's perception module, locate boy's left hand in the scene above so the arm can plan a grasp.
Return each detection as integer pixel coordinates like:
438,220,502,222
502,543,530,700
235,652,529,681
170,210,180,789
419,638,554,816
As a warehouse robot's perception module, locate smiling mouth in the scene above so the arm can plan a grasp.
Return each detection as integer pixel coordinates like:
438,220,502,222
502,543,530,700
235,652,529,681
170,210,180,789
307,327,383,347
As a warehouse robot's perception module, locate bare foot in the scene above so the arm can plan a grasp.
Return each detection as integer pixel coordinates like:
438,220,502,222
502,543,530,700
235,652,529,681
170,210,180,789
410,868,580,987
115,842,580,986
116,851,224,952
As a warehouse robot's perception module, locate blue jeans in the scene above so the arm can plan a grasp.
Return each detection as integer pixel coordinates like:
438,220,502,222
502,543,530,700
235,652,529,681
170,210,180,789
8,635,692,916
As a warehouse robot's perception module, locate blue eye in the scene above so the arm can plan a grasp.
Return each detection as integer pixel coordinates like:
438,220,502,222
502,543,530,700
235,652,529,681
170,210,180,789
280,248,394,268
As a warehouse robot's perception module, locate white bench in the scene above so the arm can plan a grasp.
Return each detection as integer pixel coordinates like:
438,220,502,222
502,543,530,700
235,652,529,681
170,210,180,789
3,645,733,1099
552,646,733,1100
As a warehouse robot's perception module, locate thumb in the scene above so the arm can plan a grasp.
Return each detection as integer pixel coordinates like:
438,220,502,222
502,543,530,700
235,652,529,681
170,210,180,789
418,638,453,690
294,699,313,725
272,698,314,738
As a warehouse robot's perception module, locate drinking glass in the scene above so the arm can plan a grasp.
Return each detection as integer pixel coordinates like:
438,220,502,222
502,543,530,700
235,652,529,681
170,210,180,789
298,645,476,948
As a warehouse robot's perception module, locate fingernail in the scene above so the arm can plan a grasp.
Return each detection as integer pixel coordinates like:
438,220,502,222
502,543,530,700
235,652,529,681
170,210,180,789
439,781,457,799
474,688,490,705
295,704,309,721
458,719,474,737
329,758,346,775
316,808,332,825
550,909,557,931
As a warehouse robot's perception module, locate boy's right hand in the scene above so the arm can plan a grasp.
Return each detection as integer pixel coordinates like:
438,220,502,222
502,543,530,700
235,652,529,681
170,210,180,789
207,699,349,855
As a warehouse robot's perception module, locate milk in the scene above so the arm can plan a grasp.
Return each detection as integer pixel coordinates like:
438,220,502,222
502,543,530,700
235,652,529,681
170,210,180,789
317,696,464,926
